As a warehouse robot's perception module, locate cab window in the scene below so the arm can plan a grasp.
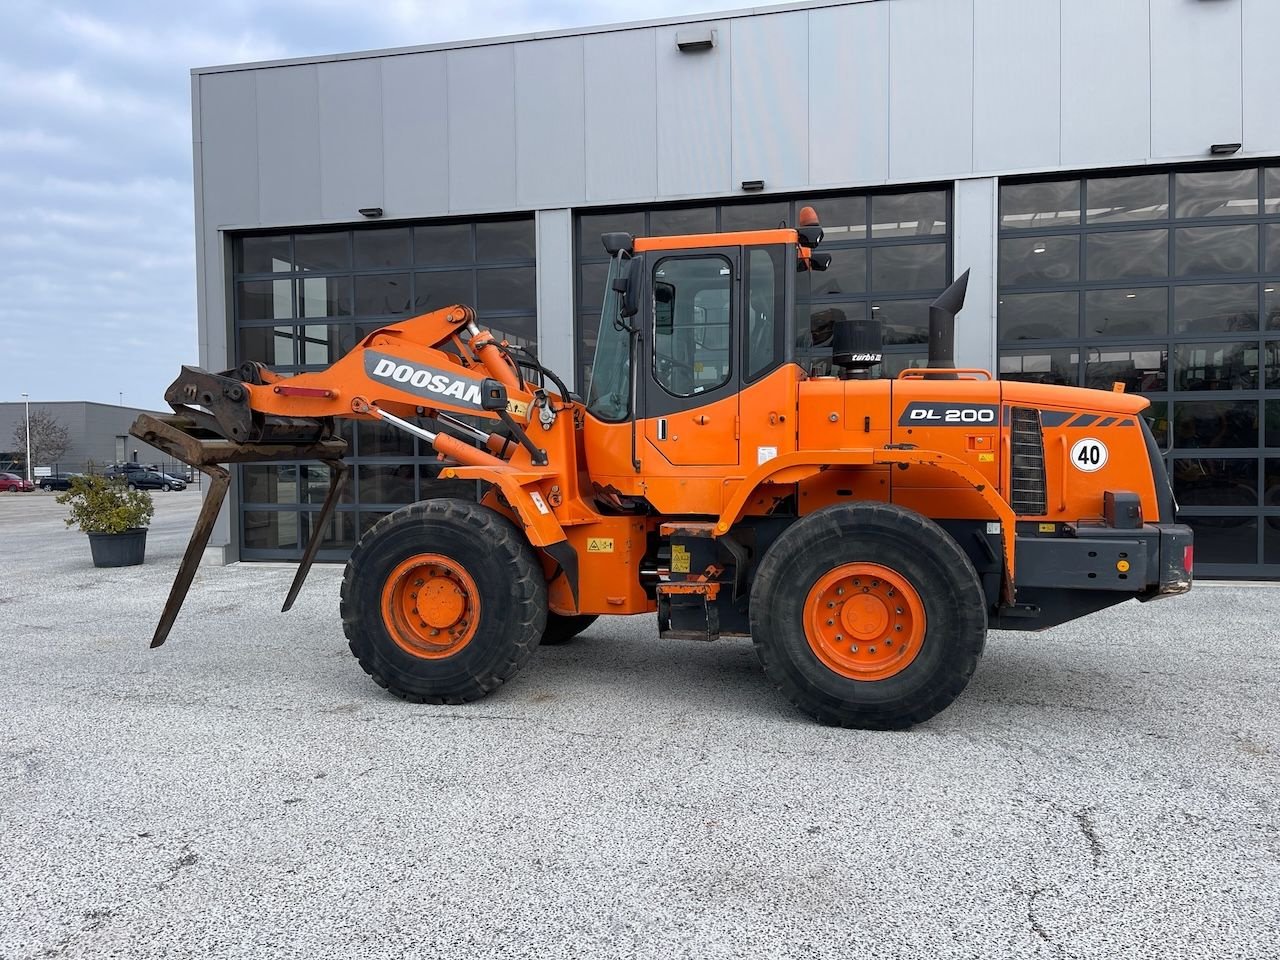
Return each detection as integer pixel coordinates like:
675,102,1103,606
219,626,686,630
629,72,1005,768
652,255,732,397
746,246,785,380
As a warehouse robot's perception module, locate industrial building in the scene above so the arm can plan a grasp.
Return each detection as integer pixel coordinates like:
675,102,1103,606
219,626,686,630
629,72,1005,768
0,401,171,477
190,0,1280,577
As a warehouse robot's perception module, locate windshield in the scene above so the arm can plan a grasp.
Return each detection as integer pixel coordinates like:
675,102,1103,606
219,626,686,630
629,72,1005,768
585,254,632,422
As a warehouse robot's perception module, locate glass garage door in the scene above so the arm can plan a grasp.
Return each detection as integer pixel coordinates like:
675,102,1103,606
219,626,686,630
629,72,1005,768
997,164,1280,577
574,188,953,393
231,218,536,560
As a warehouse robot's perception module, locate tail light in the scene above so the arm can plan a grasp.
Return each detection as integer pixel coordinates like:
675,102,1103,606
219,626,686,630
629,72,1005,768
1183,544,1194,574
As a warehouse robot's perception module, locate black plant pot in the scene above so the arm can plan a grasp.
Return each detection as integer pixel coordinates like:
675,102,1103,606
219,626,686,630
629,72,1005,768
87,528,147,568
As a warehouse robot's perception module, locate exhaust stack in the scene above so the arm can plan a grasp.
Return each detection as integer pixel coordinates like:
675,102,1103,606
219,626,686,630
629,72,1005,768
927,269,970,370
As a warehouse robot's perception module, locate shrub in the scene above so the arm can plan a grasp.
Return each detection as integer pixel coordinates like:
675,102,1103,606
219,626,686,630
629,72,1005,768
57,475,154,535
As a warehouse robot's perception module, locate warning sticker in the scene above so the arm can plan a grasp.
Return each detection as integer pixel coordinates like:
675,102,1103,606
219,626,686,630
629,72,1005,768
529,491,550,515
587,538,614,553
671,544,691,574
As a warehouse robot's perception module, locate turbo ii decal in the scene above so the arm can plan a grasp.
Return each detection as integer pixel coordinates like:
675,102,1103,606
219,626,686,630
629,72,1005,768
365,351,484,408
897,402,999,426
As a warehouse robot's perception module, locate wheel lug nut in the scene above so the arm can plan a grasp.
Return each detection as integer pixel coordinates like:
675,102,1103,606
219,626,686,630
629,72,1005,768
827,601,835,609
896,607,903,614
835,634,842,641
895,625,902,632
837,588,845,596
851,645,859,653
826,619,834,626
869,646,876,654
415,579,424,587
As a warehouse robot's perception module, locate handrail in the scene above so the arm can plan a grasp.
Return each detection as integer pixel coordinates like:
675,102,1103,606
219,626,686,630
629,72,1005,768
897,368,993,381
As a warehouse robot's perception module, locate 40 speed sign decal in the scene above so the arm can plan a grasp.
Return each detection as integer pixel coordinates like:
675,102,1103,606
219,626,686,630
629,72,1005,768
1069,437,1109,472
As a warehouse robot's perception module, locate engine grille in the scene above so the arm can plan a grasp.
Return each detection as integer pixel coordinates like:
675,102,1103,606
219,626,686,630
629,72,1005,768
1009,406,1048,516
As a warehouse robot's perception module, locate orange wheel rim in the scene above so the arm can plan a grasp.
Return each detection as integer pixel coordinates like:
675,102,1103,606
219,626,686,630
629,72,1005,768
380,553,480,659
803,563,926,681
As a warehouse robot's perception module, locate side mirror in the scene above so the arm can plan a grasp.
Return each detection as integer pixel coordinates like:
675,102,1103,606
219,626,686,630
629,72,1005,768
654,281,675,334
613,256,643,319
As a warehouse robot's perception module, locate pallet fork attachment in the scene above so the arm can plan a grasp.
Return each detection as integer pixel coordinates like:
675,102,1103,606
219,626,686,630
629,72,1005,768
130,413,349,647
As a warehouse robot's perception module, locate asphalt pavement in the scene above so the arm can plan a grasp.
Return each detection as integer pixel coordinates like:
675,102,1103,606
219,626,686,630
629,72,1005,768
0,488,1277,959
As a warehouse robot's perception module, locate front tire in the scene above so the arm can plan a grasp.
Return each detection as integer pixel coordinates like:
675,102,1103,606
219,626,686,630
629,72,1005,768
750,502,987,729
162,483,172,492
341,499,547,703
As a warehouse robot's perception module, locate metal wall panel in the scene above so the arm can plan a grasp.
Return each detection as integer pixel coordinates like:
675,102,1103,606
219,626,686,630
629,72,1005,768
1060,0,1150,167
446,45,517,212
380,53,450,217
317,59,384,220
197,72,258,228
1150,0,1242,158
583,29,657,202
255,65,321,225
952,177,997,371
973,0,1060,172
516,37,586,208
535,209,575,378
731,12,808,191
888,0,974,181
1242,0,1280,156
808,2,889,186
653,20,732,197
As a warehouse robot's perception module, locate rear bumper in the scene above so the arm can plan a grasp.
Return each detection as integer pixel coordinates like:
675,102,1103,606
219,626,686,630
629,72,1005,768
1014,521,1193,598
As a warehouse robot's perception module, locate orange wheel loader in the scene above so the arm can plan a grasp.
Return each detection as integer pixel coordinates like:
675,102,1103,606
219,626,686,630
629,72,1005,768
132,208,1192,728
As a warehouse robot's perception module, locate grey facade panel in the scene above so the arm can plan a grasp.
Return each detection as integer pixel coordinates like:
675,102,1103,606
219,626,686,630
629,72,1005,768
317,59,385,220
888,0,974,182
808,1,889,186
972,0,1060,172
516,37,587,208
380,53,450,216
583,29,658,202
446,45,517,212
256,65,322,224
1060,0,1150,167
1150,0,1242,158
1242,0,1280,157
535,209,575,379
654,20,732,198
731,12,809,191
952,177,997,372
197,71,258,227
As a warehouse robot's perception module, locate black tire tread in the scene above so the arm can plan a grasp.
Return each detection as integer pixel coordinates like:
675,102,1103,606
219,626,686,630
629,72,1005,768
340,498,546,704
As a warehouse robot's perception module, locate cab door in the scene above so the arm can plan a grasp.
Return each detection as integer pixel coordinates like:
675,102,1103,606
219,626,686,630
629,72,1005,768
640,248,740,467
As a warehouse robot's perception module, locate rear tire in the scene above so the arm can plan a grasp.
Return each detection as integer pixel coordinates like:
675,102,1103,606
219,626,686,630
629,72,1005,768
126,483,137,491
750,501,987,729
341,498,547,703
541,613,598,646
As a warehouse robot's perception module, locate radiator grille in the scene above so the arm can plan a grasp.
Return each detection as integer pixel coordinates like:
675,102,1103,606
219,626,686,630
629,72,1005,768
1009,406,1048,515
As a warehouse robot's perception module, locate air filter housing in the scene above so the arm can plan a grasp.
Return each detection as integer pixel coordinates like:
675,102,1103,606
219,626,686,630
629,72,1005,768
832,317,883,372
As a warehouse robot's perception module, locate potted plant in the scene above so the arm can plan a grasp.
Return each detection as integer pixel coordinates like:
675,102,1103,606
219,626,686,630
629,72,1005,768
57,474,155,567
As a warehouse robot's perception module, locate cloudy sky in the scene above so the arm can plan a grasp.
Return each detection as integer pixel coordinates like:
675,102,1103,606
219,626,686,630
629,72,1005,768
0,0,744,410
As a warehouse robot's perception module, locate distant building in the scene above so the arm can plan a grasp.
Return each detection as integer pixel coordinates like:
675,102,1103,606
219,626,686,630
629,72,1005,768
0,401,171,474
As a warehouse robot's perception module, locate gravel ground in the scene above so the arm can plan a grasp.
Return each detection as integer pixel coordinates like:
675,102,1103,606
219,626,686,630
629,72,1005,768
1,488,1277,959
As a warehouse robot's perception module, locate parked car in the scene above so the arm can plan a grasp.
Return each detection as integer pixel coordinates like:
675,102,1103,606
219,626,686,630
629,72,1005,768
122,471,186,492
38,472,86,491
103,463,148,479
0,472,34,492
